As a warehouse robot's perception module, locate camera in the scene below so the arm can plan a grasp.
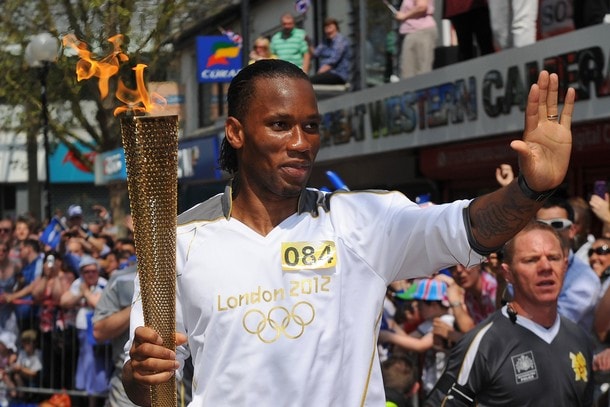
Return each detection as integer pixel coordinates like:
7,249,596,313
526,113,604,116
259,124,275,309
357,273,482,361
46,255,55,268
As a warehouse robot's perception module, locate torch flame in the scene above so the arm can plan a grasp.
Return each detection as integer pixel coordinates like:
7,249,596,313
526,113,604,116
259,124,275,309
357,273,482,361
114,64,166,116
62,33,166,116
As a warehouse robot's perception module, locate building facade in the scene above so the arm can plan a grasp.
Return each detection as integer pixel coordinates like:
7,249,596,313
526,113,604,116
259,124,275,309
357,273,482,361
171,0,609,220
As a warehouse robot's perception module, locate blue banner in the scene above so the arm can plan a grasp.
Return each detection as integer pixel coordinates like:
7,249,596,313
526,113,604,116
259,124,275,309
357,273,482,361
196,36,242,83
94,148,127,185
178,135,223,181
49,142,95,183
94,136,222,185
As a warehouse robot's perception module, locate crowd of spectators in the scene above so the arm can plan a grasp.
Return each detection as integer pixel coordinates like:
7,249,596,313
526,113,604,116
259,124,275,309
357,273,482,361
259,13,353,89
0,6,608,405
0,204,141,406
5,174,607,405
250,2,610,91
378,164,610,406
0,203,193,407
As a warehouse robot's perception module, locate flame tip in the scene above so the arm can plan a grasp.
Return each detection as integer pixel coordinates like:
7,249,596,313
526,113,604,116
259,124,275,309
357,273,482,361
68,34,167,114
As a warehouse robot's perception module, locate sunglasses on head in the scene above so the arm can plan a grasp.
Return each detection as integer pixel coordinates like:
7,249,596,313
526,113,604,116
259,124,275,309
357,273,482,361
589,245,610,257
537,218,572,230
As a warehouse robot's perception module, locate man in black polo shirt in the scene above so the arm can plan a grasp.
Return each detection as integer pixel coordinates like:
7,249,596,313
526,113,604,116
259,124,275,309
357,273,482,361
426,221,594,406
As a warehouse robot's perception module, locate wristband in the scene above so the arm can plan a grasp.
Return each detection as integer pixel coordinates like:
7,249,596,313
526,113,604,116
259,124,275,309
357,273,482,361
517,174,556,202
450,301,462,308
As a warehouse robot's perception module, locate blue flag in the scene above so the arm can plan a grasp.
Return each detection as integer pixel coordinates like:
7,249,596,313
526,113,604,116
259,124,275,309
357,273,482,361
40,217,65,249
295,0,310,14
325,170,349,191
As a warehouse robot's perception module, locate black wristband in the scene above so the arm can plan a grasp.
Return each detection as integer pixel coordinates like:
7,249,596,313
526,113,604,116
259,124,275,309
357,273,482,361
517,174,556,202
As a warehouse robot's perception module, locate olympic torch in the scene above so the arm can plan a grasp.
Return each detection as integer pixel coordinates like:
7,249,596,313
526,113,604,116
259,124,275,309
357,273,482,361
63,34,179,407
121,114,178,406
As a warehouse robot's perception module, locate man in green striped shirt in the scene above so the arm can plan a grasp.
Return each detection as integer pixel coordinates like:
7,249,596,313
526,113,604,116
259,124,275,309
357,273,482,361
270,13,310,73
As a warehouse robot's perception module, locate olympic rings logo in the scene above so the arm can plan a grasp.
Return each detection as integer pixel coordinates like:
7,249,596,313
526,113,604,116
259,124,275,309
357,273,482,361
242,301,315,343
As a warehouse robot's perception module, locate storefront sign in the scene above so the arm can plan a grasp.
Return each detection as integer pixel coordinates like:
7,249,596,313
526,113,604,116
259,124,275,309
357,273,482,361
315,24,610,163
196,36,242,83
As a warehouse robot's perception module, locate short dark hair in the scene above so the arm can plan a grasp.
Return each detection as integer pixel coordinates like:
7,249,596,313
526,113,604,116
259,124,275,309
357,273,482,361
324,17,340,30
219,59,311,174
540,195,575,222
502,221,566,264
381,355,418,394
22,238,41,253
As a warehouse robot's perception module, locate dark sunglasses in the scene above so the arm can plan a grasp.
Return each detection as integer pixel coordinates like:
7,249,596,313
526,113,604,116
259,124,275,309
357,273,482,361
0,228,10,233
537,218,572,230
589,245,610,257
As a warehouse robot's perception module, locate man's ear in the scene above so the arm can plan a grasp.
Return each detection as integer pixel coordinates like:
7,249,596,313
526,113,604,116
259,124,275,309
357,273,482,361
568,222,577,241
225,117,244,149
501,263,513,285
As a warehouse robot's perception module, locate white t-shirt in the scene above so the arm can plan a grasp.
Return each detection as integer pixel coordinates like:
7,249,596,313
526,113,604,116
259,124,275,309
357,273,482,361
68,276,107,330
16,349,42,374
128,187,483,406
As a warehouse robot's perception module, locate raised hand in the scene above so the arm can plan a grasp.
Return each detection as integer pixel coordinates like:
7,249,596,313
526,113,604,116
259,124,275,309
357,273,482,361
510,70,575,192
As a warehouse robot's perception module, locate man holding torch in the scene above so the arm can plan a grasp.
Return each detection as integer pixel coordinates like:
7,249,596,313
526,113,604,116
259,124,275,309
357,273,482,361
123,59,574,406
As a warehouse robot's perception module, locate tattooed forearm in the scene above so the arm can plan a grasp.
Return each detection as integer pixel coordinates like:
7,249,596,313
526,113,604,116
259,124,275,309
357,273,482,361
469,180,544,249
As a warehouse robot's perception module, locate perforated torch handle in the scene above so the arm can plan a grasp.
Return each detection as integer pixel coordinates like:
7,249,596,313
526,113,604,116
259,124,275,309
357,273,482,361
121,115,178,407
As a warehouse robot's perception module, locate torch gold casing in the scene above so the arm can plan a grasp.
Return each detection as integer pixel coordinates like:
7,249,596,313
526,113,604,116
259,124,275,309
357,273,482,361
121,115,178,407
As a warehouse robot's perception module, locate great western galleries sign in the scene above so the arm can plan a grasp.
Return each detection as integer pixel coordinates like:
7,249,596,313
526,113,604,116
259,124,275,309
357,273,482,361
315,24,610,162
196,36,242,83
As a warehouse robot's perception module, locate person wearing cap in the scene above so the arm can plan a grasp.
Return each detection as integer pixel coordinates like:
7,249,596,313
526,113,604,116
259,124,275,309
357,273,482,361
426,221,594,406
380,278,455,396
60,255,109,401
391,281,424,334
63,205,110,264
66,204,84,226
536,195,601,335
